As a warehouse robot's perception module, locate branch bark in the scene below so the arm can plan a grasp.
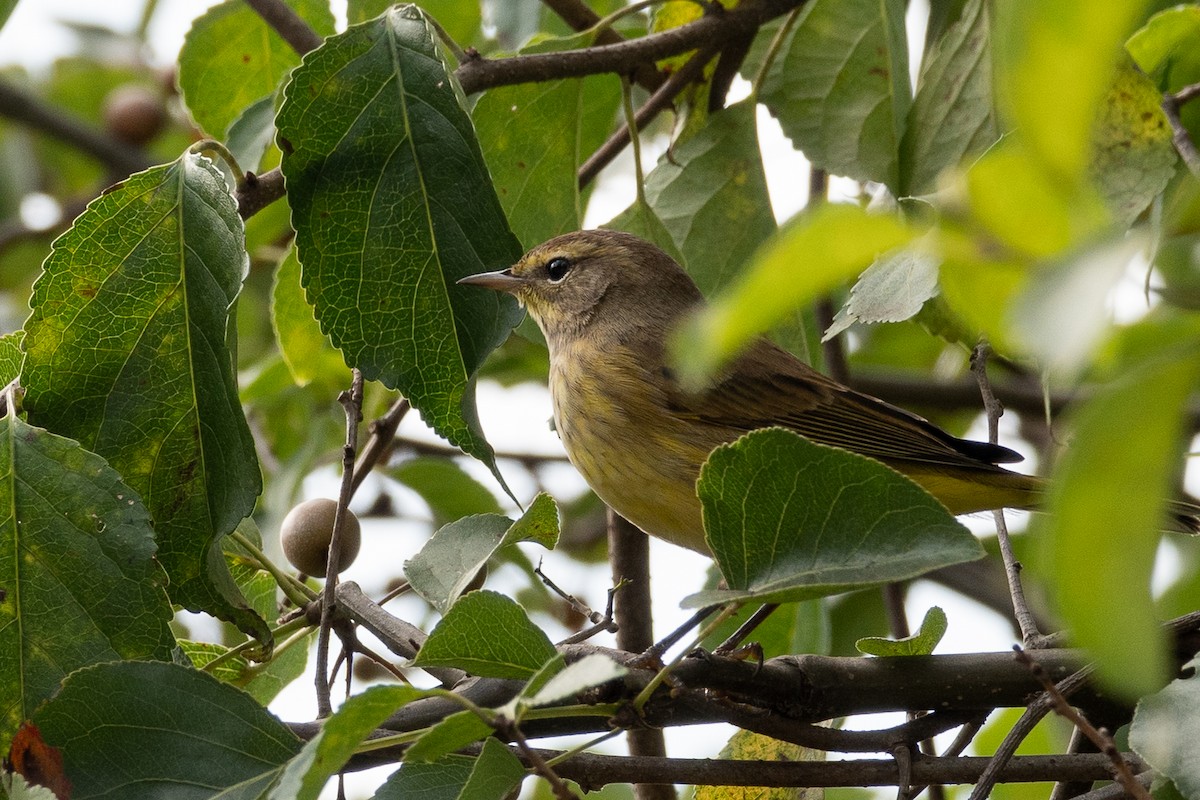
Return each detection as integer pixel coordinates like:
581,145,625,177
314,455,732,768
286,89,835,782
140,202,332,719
0,77,152,177
243,0,324,55
455,0,804,94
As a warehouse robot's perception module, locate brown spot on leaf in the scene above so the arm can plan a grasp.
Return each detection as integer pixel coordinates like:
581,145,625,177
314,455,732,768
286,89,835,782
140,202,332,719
8,722,72,800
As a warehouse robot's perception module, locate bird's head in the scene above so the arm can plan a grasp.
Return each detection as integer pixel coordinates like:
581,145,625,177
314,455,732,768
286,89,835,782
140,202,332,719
459,230,702,349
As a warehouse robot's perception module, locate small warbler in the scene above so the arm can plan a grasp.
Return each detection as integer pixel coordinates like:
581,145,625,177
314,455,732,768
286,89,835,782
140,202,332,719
461,230,1196,552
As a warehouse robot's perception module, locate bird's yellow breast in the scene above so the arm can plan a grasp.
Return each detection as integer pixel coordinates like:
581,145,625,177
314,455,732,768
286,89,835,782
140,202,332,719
548,339,716,553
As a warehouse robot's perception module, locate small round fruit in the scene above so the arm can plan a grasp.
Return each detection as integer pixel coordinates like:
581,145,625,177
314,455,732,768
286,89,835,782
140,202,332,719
280,498,362,576
102,84,167,146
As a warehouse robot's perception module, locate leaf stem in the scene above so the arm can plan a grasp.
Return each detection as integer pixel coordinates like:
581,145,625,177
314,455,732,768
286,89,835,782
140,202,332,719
189,139,247,187
229,528,317,606
201,615,312,673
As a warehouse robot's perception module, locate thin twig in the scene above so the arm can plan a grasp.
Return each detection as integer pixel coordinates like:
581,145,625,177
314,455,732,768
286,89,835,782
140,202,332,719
350,397,411,495
971,342,1046,646
502,719,579,800
1163,81,1200,177
641,606,719,664
537,560,622,643
0,77,152,177
1068,772,1155,800
335,581,468,687
315,369,365,716
578,45,718,188
455,0,803,94
559,582,622,645
715,603,779,653
1014,648,1151,800
968,663,1094,800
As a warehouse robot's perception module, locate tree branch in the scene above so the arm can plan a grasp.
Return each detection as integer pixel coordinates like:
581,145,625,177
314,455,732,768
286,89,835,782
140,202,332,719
540,0,665,92
1163,81,1200,177
579,45,717,187
243,0,324,56
607,509,674,800
0,77,152,177
455,0,805,94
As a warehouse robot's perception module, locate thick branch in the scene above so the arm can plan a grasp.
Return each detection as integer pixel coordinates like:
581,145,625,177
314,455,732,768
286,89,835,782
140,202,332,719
548,752,1142,790
456,0,804,94
0,77,152,177
236,168,286,220
541,0,664,91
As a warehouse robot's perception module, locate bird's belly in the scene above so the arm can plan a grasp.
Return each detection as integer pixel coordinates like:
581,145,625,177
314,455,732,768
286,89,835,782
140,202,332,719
550,362,711,553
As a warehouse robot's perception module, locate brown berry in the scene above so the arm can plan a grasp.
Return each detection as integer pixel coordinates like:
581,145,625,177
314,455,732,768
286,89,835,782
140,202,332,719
280,498,362,576
102,84,167,146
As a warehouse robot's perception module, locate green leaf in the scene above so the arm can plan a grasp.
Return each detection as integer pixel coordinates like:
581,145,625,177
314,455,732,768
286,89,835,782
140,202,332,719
524,653,627,707
856,606,948,656
375,755,475,800
696,729,823,800
405,709,493,764
1127,6,1200,78
33,661,302,798
272,685,429,800
759,0,911,190
0,332,19,386
21,152,267,645
1128,6,1200,150
412,590,557,679
963,142,1100,259
1090,58,1177,225
277,6,525,485
378,740,526,800
474,77,581,249
994,0,1149,183
824,250,940,340
684,429,984,608
473,34,620,250
391,456,502,528
606,199,686,264
633,100,777,296
3,771,61,800
674,204,911,385
271,243,351,388
350,0,483,46
405,493,560,613
178,0,335,138
1041,342,1200,698
0,411,174,748
1131,659,1200,800
225,94,279,175
900,0,998,196
459,738,528,800
0,1,17,34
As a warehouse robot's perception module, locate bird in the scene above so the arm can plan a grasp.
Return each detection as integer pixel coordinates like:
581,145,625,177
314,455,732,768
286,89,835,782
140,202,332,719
459,229,1198,552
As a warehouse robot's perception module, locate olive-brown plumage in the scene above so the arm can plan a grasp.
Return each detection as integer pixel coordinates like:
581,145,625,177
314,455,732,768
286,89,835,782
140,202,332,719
460,230,1194,551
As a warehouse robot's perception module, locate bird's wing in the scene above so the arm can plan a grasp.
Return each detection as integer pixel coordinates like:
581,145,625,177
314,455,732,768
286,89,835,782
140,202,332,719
667,338,1022,471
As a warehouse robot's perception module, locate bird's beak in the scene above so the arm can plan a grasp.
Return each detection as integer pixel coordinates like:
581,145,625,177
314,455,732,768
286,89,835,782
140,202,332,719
457,269,525,294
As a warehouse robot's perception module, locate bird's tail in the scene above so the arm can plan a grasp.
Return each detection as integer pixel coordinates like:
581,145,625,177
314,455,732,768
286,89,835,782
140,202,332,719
1168,500,1200,535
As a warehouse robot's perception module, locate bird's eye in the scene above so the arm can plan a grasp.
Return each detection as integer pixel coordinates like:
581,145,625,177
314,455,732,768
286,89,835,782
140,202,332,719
546,256,572,283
